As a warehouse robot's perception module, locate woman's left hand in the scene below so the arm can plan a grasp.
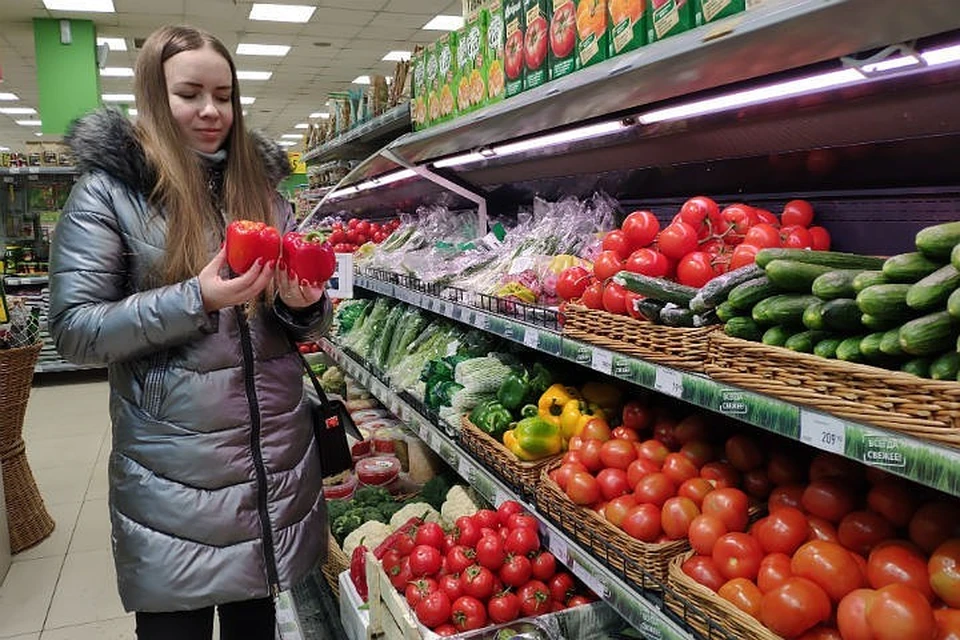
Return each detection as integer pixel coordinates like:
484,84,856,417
276,265,326,309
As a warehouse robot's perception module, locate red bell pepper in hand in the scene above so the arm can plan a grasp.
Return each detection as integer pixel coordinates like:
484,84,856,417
281,231,336,286
350,543,368,601
225,220,281,275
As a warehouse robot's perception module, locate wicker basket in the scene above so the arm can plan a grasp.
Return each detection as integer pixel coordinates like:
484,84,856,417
665,551,782,640
562,304,716,373
459,416,560,502
321,533,350,599
0,343,55,553
535,459,688,588
706,331,960,445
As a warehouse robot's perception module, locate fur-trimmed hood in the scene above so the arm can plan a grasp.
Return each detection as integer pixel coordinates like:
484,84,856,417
65,107,292,191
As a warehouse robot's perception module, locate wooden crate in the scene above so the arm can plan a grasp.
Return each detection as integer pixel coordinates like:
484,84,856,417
365,551,420,640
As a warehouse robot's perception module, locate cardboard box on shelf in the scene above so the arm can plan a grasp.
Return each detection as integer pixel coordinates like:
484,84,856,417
410,47,428,131
548,0,578,81
425,45,441,126
522,0,550,90
575,0,609,70
484,0,507,105
608,0,646,56
503,0,526,97
647,0,694,42
435,33,458,123
695,0,744,25
454,10,487,115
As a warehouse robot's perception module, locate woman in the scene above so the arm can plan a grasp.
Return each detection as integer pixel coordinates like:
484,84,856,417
48,25,330,639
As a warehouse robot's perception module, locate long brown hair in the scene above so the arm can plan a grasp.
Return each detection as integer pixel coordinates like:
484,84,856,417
134,25,274,284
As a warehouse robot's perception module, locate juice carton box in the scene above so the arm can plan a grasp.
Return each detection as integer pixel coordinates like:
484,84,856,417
425,45,441,127
455,12,487,115
574,0,609,70
695,0,745,25
503,0,526,97
435,33,458,123
547,0,577,81
484,0,507,105
608,0,646,57
522,0,550,91
647,0,694,42
410,48,428,131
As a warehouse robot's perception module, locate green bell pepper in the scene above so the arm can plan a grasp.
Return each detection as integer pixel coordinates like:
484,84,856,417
513,415,563,457
497,369,530,410
469,399,514,439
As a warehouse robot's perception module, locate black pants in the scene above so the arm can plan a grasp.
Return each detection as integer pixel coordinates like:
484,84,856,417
135,597,276,640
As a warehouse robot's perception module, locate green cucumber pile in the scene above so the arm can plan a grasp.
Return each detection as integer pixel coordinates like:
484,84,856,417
716,221,960,380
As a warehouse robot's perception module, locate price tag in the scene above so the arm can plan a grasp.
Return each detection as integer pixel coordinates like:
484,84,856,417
477,314,489,330
458,455,475,480
549,534,570,565
654,367,684,399
523,327,540,349
418,421,430,441
591,348,613,374
8,167,19,174
800,410,846,455
27,166,40,174
569,558,608,598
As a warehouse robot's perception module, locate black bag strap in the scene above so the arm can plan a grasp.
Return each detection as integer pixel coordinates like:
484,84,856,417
288,335,333,409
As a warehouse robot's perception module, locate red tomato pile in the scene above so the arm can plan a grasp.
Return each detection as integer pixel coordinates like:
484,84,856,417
377,501,596,635
296,342,321,354
326,217,401,254
558,197,832,316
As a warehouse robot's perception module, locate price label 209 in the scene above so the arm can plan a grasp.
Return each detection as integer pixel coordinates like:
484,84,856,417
654,367,684,399
799,410,846,455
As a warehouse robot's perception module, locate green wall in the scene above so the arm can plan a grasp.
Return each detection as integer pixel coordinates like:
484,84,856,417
33,19,101,136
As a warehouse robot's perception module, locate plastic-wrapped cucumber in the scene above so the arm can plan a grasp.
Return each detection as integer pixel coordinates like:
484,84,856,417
385,308,428,370
689,263,765,312
370,303,405,367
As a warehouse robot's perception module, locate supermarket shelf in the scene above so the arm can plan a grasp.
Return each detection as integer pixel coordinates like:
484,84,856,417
4,275,49,286
0,166,77,175
319,337,698,640
302,103,411,164
353,273,960,496
33,361,104,374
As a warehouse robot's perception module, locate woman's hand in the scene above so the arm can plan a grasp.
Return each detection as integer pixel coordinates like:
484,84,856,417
276,264,326,310
198,247,275,312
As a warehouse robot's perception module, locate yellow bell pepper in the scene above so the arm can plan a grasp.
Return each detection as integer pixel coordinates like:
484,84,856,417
496,282,537,304
538,384,580,427
559,399,606,441
547,254,589,275
503,429,538,461
580,382,622,415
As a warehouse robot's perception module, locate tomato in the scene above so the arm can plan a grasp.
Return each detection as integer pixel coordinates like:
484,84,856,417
553,461,588,491
809,452,865,485
485,590,520,624
676,251,717,288
930,539,960,608
593,250,624,281
549,2,576,58
867,480,918,529
680,440,716,468
838,511,896,556
743,223,782,249
757,553,794,594
581,418,612,442
797,627,843,640
599,438,638,470
595,468,630,502
518,580,552,617
581,280,604,309
499,553,532,588
743,469,774,500
605,494,639,529
524,16,548,70
653,415,680,450
556,266,592,301
507,513,539,531
662,453,699,486
678,196,720,228
760,577,832,638
678,477,716,508
622,210,661,248
447,546,476,575
689,514,728,556
720,204,757,244
415,589,452,629
602,229,633,260
713,532,764,581
868,541,934,601
621,503,662,542
612,426,641,442
601,281,629,315
910,502,960,554
674,414,709,445
567,594,593,608
679,554,725,592
460,565,496,601
406,577,439,608
724,434,765,472
807,516,840,544
662,496,700,540
439,573,463,602
565,471,600,507
809,226,832,251
475,535,506,571
867,583,937,640
837,588,877,640
767,453,807,486
416,521,446,549
782,224,814,249
752,208,779,227
658,222,700,259
770,484,806,513
625,247,670,277
410,545,443,577
782,200,815,227
792,540,867,602
802,480,856,523
504,527,540,558
700,461,742,490
702,488,750,534
719,577,763,618
634,472,676,507
531,552,557,581
451,594,488,632
621,400,653,432
728,243,759,270
756,506,809,556
548,572,575,603
637,439,670,465
504,29,524,80
935,608,960,640
473,509,499,531
454,516,481,548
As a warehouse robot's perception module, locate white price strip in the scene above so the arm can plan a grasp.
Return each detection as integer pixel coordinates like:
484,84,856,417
458,455,475,480
591,348,614,374
523,328,540,349
549,535,570,565
478,314,489,330
570,559,608,598
800,410,846,455
654,367,684,399
418,421,430,441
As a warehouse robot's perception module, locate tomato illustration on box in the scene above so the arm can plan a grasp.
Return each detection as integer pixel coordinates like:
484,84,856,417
485,0,507,105
575,0,609,69
548,1,577,81
647,0,693,42
522,0,549,91
503,0,526,97
455,13,487,115
607,0,645,58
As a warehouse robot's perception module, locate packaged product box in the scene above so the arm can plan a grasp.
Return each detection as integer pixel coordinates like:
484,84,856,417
647,0,694,42
547,0,577,81
607,0,646,57
503,0,526,97
575,0,610,69
454,11,487,115
522,0,550,91
695,0,745,25
484,0,507,105
410,48,428,131
424,45,441,127
435,33,458,122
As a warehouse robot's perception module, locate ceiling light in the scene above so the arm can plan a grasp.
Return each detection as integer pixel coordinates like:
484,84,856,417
242,110,249,116
382,50,412,62
423,15,464,31
309,112,330,119
329,169,417,199
0,147,9,152
102,93,135,102
0,107,37,115
0,93,19,101
237,70,273,80
100,67,134,77
128,108,138,116
281,134,303,139
236,43,291,57
277,141,297,147
16,120,42,126
42,0,115,12
35,132,44,137
294,123,309,129
240,97,256,105
921,43,960,66
352,75,371,85
97,36,126,51
249,3,315,23
860,55,921,74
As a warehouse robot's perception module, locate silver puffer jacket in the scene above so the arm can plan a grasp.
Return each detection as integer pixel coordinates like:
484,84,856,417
48,109,330,612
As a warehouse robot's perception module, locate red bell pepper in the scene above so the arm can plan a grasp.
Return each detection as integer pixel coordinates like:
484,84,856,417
350,543,368,601
373,516,424,559
225,220,281,275
281,231,336,286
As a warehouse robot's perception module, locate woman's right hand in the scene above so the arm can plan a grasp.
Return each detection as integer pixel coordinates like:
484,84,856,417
198,247,275,312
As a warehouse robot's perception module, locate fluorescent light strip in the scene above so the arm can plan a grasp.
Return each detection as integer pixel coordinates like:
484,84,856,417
0,107,37,115
277,141,297,147
352,75,371,85
43,0,115,12
237,70,273,81
328,169,417,199
102,93,135,102
128,108,138,116
100,67,134,77
860,55,921,73
294,123,309,129
236,43,291,57
382,50,411,62
310,112,330,119
0,93,19,101
240,96,256,105
97,36,126,51
423,15,463,31
921,43,960,66
16,120,42,126
249,3,315,23
281,134,303,139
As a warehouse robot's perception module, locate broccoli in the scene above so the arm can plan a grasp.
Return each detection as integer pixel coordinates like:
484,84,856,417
327,499,351,523
420,474,454,512
332,512,364,545
353,486,392,507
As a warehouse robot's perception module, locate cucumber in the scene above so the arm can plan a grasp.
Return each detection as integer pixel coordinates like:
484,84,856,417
636,298,667,323
715,301,739,323
952,243,960,272
814,338,843,359
613,271,698,307
906,264,960,312
901,358,933,378
859,333,886,360
879,329,906,357
899,311,960,356
727,276,780,312
724,317,764,342
949,288,960,320
752,294,821,327
852,270,888,294
812,269,864,300
660,305,695,328
930,352,960,381
862,314,901,332
856,284,913,318
836,336,867,362
689,264,765,312
803,301,826,330
821,298,864,333
755,248,885,270
784,330,829,353
916,221,960,260
762,326,795,347
765,260,835,293
882,252,943,283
